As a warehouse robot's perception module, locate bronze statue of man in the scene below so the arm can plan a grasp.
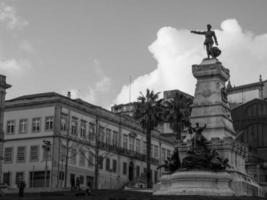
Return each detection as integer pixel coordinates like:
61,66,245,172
191,123,208,153
191,24,219,59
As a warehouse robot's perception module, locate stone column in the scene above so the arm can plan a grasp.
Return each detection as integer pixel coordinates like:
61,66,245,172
0,75,11,182
190,58,235,140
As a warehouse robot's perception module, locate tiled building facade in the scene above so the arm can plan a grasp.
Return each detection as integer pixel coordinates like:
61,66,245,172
2,92,174,189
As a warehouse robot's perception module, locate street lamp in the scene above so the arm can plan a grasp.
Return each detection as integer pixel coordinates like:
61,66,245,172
42,140,51,188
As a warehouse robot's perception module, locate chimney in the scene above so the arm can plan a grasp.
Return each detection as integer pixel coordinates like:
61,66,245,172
259,74,262,82
67,91,71,99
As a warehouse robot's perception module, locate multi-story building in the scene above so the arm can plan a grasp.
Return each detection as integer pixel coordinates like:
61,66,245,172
227,76,267,108
111,89,193,137
231,98,267,194
2,92,174,189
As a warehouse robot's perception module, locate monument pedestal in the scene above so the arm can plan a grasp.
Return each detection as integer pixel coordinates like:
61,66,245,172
153,59,263,197
153,171,234,196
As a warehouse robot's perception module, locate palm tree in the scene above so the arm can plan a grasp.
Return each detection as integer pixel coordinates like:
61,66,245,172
134,89,164,188
163,93,192,140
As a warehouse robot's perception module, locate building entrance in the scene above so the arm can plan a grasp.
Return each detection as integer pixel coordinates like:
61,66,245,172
128,161,134,181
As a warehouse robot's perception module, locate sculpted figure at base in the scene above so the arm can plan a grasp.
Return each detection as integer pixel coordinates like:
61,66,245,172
191,24,221,59
157,147,180,173
182,122,230,171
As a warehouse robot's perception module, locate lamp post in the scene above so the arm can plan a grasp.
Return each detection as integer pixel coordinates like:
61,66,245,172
42,140,51,188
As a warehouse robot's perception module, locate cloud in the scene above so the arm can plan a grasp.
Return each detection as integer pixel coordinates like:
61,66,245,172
115,19,267,104
0,2,28,30
19,40,35,54
0,59,31,76
63,59,111,104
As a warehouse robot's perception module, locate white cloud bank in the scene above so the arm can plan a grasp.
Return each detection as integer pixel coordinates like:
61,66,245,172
0,2,28,30
63,59,111,104
115,19,267,104
0,3,31,77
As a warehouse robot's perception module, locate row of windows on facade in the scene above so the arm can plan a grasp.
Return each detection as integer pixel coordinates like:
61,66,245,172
3,171,25,186
6,116,171,161
6,117,54,134
3,171,54,187
4,145,163,179
4,145,49,163
62,117,172,159
97,157,149,178
4,144,171,168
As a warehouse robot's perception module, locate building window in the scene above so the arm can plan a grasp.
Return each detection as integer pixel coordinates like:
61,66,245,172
106,158,110,171
167,149,171,159
161,148,166,162
45,116,54,131
106,129,111,144
17,146,26,163
154,145,159,158
136,138,141,153
123,134,128,149
136,166,140,177
112,159,117,172
79,149,86,167
88,151,94,167
19,119,28,134
3,172,11,185
60,117,67,131
79,175,84,185
16,172,24,185
112,131,119,146
123,162,127,175
70,149,77,165
129,136,134,151
80,120,86,138
30,145,39,162
4,147,13,163
59,171,64,180
43,145,51,161
99,126,105,142
71,117,78,135
143,141,147,154
154,170,158,183
32,118,41,133
88,123,95,141
6,120,15,134
98,156,104,169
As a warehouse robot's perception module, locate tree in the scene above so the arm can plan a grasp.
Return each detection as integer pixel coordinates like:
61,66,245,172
163,93,192,140
134,89,164,188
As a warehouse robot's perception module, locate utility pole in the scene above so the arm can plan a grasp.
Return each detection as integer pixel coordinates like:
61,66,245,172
42,140,51,187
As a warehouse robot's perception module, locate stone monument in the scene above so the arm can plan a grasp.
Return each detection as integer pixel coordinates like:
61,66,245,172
153,25,263,197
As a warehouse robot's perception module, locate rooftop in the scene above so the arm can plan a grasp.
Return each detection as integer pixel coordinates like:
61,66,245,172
5,92,175,145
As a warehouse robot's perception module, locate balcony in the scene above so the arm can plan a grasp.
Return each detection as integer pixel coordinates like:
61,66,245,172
97,141,159,165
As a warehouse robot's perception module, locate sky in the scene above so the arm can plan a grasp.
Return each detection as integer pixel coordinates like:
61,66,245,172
1,0,267,109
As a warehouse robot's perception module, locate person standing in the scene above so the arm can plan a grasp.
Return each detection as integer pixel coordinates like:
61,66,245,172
17,177,26,198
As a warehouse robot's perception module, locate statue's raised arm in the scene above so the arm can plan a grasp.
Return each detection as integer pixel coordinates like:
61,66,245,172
190,24,221,59
191,30,206,35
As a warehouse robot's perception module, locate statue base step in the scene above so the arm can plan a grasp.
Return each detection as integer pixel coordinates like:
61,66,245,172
153,170,263,196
